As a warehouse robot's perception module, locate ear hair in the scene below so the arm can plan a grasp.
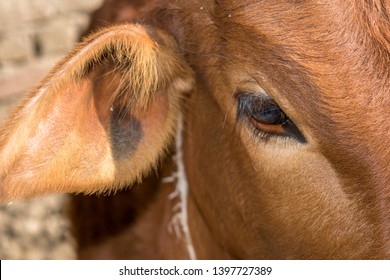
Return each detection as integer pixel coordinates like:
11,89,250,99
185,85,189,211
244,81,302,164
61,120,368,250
0,24,193,201
47,24,189,111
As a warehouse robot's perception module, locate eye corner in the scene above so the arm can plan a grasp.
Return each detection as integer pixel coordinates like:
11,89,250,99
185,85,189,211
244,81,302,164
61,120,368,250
282,119,307,144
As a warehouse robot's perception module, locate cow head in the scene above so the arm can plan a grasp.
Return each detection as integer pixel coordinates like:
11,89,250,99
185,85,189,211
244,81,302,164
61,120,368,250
0,0,389,259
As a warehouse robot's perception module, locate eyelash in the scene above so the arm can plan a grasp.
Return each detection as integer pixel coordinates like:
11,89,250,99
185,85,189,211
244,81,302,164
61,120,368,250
250,125,278,142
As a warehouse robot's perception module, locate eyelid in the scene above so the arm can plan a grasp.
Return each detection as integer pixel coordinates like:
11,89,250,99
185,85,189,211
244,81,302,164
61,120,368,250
235,79,270,97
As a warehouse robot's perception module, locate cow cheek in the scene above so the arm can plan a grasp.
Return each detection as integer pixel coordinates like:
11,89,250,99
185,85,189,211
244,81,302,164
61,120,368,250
246,148,376,258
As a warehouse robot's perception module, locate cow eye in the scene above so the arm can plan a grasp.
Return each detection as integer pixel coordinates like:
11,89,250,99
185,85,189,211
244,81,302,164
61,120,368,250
237,93,307,143
250,97,286,125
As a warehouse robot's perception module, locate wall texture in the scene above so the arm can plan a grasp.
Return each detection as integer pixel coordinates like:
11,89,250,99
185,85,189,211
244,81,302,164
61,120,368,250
0,0,103,116
0,0,104,259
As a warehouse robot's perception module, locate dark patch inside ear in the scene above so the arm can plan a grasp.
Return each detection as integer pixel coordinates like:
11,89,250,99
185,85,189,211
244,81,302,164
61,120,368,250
110,110,143,161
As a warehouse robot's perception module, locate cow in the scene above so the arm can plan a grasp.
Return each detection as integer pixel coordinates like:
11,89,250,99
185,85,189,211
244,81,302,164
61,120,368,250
0,0,390,259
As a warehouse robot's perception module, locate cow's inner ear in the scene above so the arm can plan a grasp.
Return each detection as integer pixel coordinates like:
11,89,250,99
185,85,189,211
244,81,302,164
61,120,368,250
91,61,145,161
0,24,194,202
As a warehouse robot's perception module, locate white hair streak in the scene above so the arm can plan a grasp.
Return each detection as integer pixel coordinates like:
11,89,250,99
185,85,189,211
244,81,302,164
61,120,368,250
162,114,197,260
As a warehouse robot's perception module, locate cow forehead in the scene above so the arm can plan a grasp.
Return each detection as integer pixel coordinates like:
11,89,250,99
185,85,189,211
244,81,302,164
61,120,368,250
210,0,390,94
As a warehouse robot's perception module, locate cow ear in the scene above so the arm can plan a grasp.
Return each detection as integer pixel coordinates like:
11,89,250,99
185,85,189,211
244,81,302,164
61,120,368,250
0,24,193,201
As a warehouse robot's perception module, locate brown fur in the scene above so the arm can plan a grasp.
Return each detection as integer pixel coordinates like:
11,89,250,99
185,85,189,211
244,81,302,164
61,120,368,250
1,0,390,259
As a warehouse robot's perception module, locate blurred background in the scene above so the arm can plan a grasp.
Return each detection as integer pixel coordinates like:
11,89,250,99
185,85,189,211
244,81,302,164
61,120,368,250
0,0,104,259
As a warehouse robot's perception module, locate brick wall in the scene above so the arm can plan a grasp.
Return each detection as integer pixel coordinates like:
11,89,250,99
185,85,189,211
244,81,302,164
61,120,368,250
0,0,104,260
0,0,103,118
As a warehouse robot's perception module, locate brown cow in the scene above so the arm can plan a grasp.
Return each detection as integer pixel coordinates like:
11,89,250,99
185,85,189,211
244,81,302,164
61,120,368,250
1,0,390,259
